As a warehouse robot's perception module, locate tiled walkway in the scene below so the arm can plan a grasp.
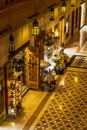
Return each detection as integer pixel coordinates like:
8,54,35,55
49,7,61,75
68,55,87,69
24,27,87,130
29,70,87,130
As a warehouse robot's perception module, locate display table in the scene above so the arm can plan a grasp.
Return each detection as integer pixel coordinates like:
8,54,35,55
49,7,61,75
53,52,69,75
40,69,56,92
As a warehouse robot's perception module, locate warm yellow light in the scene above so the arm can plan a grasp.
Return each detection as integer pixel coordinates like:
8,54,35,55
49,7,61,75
32,27,40,36
50,8,54,21
62,7,66,13
32,19,40,36
11,122,15,127
55,7,58,19
60,80,65,86
23,25,29,41
54,28,59,38
62,2,67,13
59,104,63,110
23,27,26,40
74,76,78,83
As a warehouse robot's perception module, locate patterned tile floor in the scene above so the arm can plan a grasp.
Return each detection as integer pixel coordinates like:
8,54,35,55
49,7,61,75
24,35,87,130
68,55,87,69
29,70,87,130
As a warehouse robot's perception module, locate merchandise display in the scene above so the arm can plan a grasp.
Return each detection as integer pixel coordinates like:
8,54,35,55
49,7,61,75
6,50,27,117
12,50,26,88
44,46,53,59
7,75,22,117
53,51,69,74
40,60,51,69
40,69,55,91
40,60,55,91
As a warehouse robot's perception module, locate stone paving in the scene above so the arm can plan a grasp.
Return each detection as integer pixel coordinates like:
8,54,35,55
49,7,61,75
69,55,87,69
29,64,87,130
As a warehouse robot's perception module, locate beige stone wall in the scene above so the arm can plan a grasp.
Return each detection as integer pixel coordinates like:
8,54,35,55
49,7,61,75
0,21,35,67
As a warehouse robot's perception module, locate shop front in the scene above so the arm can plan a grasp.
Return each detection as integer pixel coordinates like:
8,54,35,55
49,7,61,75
5,41,30,117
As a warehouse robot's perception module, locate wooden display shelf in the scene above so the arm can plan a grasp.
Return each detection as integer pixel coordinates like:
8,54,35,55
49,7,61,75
28,46,40,89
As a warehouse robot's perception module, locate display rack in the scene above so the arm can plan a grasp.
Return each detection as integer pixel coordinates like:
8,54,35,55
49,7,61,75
12,50,27,93
6,50,27,117
4,41,30,117
7,62,22,117
40,69,55,92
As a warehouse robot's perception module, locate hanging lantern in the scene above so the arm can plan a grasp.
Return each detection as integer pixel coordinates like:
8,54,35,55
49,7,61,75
71,0,76,7
50,8,54,21
62,1,66,13
32,18,40,36
9,34,15,54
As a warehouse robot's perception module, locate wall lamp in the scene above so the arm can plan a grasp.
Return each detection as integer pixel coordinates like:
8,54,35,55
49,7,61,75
50,7,54,21
32,18,40,36
62,1,67,13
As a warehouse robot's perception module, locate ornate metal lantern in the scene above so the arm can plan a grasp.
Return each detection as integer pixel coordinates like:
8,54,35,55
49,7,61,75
32,18,40,36
50,8,54,21
62,1,66,13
